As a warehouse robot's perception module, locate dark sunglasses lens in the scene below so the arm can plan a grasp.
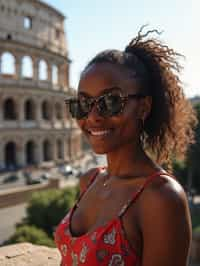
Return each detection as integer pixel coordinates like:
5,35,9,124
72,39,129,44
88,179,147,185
99,94,123,116
69,100,89,119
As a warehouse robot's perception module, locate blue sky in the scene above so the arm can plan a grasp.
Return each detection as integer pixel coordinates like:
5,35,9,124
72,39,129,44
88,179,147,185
44,0,199,98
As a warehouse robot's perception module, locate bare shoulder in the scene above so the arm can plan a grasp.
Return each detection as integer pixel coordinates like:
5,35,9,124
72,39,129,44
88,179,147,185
139,173,190,225
79,167,99,193
141,173,189,209
138,174,192,266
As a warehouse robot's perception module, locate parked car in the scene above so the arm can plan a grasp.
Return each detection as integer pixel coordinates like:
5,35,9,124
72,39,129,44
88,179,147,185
59,164,79,177
40,172,51,180
23,172,43,185
3,174,19,184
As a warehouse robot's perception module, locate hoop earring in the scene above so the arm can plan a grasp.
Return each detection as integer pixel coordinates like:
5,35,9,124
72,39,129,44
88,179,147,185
140,117,145,146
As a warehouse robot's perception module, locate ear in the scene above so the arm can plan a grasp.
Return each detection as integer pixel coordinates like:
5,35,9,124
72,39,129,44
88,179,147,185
139,96,152,120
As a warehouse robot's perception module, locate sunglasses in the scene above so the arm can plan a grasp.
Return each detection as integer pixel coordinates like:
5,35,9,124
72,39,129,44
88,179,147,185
65,90,146,120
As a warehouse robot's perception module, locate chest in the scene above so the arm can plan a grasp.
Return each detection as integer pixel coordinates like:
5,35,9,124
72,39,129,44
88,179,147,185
69,183,143,257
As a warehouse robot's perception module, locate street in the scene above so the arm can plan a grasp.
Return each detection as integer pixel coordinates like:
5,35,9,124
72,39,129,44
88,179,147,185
0,203,27,246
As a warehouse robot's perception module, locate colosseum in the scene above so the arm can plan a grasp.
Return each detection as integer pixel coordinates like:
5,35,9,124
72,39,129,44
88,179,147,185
0,0,83,171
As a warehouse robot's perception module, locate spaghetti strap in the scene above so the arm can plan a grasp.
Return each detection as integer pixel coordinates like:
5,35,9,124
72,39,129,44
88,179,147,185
118,171,173,217
75,168,100,205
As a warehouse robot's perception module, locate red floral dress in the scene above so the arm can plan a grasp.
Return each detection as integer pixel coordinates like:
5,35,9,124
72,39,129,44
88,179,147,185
54,168,168,265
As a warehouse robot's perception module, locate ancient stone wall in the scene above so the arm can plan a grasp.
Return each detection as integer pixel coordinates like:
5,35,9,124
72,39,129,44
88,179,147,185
0,0,82,171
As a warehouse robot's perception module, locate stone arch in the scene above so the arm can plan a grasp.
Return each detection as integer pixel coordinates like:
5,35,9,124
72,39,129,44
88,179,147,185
1,52,15,75
41,100,51,120
38,59,48,81
57,139,63,159
25,140,36,165
24,99,35,120
4,141,17,169
55,102,62,120
22,56,33,78
52,64,58,84
43,139,52,161
3,98,17,120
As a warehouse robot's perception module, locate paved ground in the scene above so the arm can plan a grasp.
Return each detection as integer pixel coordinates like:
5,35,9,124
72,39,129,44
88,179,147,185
0,203,27,246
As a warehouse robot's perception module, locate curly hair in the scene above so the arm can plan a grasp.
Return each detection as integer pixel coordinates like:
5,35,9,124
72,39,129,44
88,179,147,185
83,25,197,167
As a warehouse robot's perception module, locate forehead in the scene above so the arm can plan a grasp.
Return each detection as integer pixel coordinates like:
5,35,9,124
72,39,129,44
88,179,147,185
78,62,139,96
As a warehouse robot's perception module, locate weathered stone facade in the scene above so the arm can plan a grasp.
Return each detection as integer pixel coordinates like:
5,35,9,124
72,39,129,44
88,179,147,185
0,0,82,170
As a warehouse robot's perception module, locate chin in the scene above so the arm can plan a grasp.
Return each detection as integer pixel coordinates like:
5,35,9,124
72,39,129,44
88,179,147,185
91,146,108,155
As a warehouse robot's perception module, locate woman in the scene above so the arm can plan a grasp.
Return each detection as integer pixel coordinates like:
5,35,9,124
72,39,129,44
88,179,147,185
54,27,197,266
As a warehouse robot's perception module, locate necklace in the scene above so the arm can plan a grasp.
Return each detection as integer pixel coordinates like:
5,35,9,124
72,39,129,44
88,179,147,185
102,172,133,187
103,174,110,187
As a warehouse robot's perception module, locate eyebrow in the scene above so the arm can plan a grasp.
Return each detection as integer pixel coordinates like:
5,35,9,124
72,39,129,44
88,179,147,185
78,86,122,97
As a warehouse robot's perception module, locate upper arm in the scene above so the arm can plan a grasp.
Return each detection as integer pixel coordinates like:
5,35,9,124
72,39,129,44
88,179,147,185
139,178,192,266
79,167,98,193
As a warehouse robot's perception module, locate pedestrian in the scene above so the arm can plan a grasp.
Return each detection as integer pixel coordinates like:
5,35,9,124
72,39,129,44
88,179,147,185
55,26,197,266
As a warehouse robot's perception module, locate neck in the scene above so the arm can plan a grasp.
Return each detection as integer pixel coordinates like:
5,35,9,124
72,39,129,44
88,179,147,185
105,141,159,179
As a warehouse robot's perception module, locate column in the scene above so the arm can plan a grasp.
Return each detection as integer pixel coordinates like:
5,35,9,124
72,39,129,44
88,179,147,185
18,97,24,125
33,58,38,81
0,142,5,170
0,95,3,128
15,55,21,79
47,62,52,84
35,140,43,165
16,140,26,167
52,137,57,161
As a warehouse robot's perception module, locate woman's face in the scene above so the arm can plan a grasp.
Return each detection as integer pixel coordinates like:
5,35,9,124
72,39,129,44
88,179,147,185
77,62,150,154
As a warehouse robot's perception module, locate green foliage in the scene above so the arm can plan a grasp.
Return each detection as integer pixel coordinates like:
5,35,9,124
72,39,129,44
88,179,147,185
5,186,78,247
171,103,200,194
26,187,78,237
186,103,200,193
4,225,55,247
194,224,200,233
172,159,188,188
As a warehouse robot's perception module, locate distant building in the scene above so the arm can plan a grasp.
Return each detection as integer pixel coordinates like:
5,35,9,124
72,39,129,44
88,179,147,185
0,0,82,171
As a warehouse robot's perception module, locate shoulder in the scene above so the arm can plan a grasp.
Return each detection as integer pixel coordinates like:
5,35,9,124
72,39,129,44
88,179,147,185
139,173,191,226
79,167,100,193
138,174,192,265
141,173,188,209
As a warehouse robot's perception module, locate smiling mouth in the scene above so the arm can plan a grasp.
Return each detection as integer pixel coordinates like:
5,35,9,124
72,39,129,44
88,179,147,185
87,129,114,137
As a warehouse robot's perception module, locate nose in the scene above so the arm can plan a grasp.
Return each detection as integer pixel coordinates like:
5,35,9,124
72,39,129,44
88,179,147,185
86,101,104,122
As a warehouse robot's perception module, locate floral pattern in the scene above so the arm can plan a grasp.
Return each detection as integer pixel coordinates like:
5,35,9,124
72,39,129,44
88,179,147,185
71,251,78,266
53,167,148,265
60,244,67,256
108,254,125,266
103,228,116,245
79,242,89,263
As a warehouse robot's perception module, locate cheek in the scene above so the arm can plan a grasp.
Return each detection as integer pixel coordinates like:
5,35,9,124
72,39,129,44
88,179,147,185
116,110,140,138
76,120,85,130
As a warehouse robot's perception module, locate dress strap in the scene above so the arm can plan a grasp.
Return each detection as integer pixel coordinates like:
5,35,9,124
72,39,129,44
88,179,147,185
80,167,100,196
118,171,173,217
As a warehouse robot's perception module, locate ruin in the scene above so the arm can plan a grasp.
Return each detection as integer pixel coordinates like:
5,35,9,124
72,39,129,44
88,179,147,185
0,0,82,171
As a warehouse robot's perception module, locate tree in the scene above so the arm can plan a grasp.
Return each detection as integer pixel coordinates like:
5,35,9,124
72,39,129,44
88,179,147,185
4,186,78,247
186,103,200,194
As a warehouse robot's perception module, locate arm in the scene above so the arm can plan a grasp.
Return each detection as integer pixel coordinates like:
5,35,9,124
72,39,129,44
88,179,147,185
139,177,192,266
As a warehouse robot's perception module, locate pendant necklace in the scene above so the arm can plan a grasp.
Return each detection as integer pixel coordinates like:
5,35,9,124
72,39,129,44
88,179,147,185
101,168,110,187
103,174,110,187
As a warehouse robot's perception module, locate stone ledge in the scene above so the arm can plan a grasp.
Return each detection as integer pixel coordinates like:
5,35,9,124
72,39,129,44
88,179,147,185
0,243,61,266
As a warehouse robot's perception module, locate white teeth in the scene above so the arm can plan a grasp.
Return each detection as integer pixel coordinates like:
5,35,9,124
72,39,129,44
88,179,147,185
90,130,111,136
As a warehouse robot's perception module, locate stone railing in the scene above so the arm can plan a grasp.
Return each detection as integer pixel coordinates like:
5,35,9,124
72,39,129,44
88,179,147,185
0,178,60,208
0,235,199,266
0,243,61,266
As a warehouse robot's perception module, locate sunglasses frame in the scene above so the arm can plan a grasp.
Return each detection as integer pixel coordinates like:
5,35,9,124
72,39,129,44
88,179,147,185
65,91,146,119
